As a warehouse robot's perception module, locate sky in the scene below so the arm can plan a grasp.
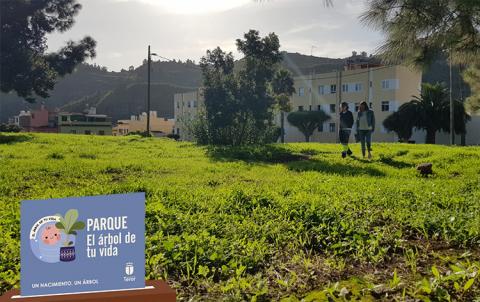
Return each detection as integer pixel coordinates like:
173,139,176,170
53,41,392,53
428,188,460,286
46,0,384,71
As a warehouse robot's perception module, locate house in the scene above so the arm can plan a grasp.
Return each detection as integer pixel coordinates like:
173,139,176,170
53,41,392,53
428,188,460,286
113,111,174,137
11,104,58,133
58,107,112,135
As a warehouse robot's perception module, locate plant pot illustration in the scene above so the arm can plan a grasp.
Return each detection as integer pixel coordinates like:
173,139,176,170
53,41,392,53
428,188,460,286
55,209,85,262
60,246,76,262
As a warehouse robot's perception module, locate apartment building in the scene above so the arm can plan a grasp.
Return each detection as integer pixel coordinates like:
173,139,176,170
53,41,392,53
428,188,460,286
173,90,202,141
113,111,174,136
174,65,423,143
285,65,422,143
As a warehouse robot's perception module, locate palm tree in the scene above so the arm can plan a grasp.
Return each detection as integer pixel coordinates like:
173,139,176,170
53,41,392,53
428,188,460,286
383,83,469,144
272,69,296,143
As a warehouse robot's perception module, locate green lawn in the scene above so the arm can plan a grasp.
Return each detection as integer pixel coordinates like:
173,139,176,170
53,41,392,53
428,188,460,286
0,133,479,301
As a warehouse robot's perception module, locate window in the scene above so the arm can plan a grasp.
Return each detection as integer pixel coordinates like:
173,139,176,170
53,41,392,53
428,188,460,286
85,130,91,135
330,84,336,94
342,84,349,92
318,123,324,132
70,130,76,134
187,101,191,108
354,83,363,92
318,85,325,95
193,100,198,108
381,101,390,112
317,105,322,111
382,79,399,90
329,104,336,113
98,130,105,136
298,106,304,111
329,123,336,133
309,105,312,111
62,116,68,122
176,101,179,109
369,81,373,88
369,102,373,109
298,87,305,96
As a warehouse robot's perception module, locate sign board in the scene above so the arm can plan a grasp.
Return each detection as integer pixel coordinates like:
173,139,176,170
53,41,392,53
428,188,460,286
20,193,145,297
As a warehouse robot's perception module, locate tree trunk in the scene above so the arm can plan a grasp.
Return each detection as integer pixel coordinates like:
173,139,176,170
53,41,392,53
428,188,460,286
305,134,310,142
425,129,436,144
280,111,285,143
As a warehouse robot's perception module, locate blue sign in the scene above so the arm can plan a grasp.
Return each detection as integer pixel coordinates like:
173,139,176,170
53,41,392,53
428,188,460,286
20,193,145,297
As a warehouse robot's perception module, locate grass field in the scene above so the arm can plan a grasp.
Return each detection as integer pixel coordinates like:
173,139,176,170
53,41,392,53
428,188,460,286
0,133,479,301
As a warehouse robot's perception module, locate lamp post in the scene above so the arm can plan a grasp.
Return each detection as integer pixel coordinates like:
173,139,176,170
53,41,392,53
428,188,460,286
449,49,454,145
147,45,158,135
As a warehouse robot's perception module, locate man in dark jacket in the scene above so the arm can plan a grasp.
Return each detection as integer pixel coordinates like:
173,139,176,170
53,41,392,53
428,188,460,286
339,102,354,158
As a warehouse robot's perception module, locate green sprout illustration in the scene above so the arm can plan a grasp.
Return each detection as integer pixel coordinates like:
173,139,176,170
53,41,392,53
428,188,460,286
55,209,85,247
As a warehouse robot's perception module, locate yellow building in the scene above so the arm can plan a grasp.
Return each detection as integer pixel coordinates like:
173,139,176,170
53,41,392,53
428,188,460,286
284,65,422,142
113,111,175,137
175,65,423,143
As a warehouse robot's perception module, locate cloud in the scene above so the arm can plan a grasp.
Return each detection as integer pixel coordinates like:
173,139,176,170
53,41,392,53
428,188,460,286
108,52,123,59
47,0,383,71
284,23,341,36
110,0,251,14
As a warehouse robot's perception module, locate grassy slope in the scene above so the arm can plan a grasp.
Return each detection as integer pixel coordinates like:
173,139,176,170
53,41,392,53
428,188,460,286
0,134,479,301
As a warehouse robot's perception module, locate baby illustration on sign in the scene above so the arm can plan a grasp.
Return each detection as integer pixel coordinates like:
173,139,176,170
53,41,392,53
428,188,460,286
55,209,85,262
30,209,85,263
41,225,62,245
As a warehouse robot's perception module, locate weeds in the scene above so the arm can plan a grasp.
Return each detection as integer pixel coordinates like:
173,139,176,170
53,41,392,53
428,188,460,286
0,133,479,300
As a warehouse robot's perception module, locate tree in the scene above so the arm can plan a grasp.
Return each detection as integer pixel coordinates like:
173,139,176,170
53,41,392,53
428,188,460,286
272,69,295,112
199,47,239,145
383,83,470,144
287,110,330,142
235,30,284,144
197,30,294,145
272,69,296,143
361,1,479,144
1,0,96,101
463,64,480,113
361,0,480,67
383,104,416,142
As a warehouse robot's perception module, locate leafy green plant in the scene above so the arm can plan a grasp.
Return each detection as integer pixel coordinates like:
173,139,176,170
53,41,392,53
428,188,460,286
55,209,85,247
1,133,480,299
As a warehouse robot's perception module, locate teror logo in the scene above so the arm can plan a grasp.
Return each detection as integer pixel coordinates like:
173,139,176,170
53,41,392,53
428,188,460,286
29,209,85,263
125,262,134,276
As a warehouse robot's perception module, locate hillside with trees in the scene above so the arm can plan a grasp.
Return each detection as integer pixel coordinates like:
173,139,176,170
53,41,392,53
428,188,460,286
0,52,469,123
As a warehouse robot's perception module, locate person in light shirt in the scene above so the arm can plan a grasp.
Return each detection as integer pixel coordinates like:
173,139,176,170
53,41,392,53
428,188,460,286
356,101,375,159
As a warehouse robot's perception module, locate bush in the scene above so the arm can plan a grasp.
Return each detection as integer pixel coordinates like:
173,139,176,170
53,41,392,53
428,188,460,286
0,124,21,133
166,133,180,140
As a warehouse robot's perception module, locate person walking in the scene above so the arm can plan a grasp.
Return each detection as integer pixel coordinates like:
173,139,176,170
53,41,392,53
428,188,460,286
356,101,375,159
339,102,354,158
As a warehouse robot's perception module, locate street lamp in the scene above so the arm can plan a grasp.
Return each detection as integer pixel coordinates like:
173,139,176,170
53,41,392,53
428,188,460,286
147,45,158,136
